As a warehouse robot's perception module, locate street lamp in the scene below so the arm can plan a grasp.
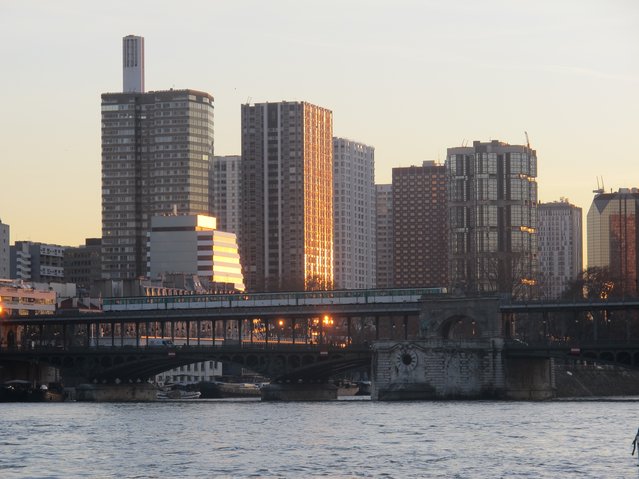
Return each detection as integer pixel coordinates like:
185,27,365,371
277,319,284,343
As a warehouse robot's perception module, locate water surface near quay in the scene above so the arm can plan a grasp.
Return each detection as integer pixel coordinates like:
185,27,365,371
0,398,636,478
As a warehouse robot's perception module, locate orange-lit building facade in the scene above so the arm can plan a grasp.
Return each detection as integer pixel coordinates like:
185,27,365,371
240,102,333,292
587,188,639,296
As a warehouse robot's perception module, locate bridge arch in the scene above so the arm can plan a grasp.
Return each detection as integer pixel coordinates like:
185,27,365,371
616,351,632,366
419,297,501,340
440,315,480,340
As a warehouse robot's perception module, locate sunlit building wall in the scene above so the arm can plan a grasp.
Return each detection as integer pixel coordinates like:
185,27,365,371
0,280,56,317
333,138,375,289
240,101,333,292
210,155,241,236
446,140,538,297
538,200,582,299
148,214,244,292
0,220,9,279
375,184,394,288
587,188,639,296
392,162,448,288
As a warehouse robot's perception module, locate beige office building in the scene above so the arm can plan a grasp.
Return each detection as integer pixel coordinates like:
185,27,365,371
538,200,582,299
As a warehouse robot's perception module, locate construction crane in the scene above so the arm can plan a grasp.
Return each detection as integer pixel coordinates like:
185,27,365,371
524,131,530,149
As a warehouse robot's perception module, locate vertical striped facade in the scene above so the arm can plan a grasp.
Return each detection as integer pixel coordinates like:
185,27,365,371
240,101,333,292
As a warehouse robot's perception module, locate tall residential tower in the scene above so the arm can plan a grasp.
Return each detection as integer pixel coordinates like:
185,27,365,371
538,200,582,298
210,155,241,236
101,36,214,279
446,140,538,297
333,138,375,289
375,184,394,288
240,101,333,292
392,161,448,288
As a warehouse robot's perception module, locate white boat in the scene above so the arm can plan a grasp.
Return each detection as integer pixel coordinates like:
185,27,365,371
157,385,201,400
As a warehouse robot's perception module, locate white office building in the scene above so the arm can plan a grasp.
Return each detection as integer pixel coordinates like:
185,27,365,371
538,200,583,299
148,214,244,291
156,360,223,385
333,138,376,289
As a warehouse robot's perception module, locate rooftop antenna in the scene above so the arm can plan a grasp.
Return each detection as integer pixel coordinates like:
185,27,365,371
593,177,604,195
524,131,530,149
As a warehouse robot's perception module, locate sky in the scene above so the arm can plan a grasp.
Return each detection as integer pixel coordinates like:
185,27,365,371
0,0,638,248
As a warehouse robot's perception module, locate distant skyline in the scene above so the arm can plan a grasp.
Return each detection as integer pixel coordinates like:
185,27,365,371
1,0,638,248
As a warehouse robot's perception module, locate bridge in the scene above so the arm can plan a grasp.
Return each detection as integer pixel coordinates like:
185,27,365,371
0,288,441,386
2,289,639,400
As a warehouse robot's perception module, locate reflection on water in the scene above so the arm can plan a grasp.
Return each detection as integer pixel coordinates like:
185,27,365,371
0,399,635,478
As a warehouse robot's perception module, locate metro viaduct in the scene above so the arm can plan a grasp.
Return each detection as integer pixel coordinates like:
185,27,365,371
4,296,639,384
0,301,417,383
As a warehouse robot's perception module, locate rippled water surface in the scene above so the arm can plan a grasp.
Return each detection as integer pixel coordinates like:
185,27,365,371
0,398,637,478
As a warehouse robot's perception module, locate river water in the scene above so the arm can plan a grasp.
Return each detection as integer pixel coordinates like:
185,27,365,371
0,397,637,478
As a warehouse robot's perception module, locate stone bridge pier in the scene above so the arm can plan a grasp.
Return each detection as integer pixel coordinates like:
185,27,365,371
371,296,554,400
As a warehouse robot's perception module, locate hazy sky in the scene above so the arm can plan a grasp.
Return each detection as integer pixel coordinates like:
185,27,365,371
1,0,637,248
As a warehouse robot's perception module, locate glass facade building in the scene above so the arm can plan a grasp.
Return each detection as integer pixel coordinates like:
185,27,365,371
446,140,538,297
587,188,639,296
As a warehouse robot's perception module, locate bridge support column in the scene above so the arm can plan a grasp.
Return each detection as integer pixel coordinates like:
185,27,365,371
260,383,338,401
371,339,506,400
505,357,555,400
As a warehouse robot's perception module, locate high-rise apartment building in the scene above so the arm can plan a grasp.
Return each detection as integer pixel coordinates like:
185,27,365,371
0,220,9,279
101,36,214,280
240,101,333,292
447,140,538,297
333,138,375,289
587,188,639,296
123,35,145,93
538,200,583,299
375,184,394,288
392,161,448,288
10,241,66,282
210,155,241,236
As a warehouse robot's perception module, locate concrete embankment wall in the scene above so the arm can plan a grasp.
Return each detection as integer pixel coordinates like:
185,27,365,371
554,364,639,398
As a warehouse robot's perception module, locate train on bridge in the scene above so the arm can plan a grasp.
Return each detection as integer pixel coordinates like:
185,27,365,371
102,287,448,312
